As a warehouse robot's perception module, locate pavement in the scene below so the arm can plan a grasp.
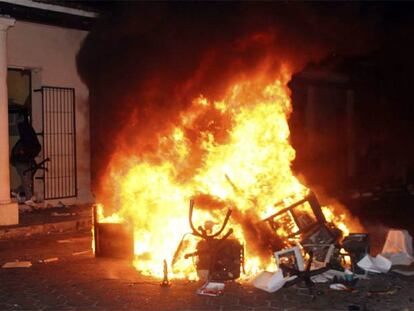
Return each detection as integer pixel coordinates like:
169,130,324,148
0,205,91,239
0,231,414,310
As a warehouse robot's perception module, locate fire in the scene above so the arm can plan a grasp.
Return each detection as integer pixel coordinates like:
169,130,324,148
96,66,353,279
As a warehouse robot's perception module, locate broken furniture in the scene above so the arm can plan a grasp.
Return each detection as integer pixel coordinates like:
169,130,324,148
184,199,243,281
342,233,370,274
262,192,342,262
280,251,331,288
274,246,304,272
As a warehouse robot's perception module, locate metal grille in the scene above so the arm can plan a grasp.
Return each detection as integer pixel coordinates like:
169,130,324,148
42,86,77,199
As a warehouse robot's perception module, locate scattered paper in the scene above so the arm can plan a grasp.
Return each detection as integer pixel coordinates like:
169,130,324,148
51,212,76,217
39,257,59,263
72,250,91,256
2,261,32,268
330,283,349,291
357,254,391,273
311,273,330,283
383,252,414,266
367,288,397,296
197,282,225,296
311,269,350,283
252,270,287,292
392,262,414,276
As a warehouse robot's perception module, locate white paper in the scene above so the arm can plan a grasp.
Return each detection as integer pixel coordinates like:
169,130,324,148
311,269,345,283
252,270,286,293
330,283,349,291
197,282,225,296
357,254,391,273
2,261,32,268
383,252,414,266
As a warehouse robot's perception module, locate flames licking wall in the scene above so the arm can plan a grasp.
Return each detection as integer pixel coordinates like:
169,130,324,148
77,3,378,277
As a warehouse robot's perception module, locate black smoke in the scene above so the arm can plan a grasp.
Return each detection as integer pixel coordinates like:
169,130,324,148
76,2,383,193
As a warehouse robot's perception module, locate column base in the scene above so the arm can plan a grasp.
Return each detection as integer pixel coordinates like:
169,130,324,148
0,201,18,225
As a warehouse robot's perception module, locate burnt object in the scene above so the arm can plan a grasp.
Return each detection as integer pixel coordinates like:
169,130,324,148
262,192,329,238
282,251,330,289
161,259,170,287
263,192,342,261
301,223,342,262
342,233,370,274
195,239,242,280
93,205,134,259
185,199,243,281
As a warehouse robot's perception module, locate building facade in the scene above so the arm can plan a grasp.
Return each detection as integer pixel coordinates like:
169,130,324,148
0,2,97,225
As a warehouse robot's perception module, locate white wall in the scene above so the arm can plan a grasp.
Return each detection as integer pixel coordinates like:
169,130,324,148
7,20,93,205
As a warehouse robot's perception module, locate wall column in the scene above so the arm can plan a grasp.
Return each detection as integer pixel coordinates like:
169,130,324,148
0,16,18,225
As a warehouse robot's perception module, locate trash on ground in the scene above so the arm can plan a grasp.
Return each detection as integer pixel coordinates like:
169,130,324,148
72,250,91,256
392,263,414,276
311,273,330,283
381,229,414,266
310,269,349,283
252,270,287,293
342,233,370,274
2,261,32,268
383,252,414,266
39,257,59,263
196,281,225,296
367,288,397,296
55,201,68,208
331,274,359,288
329,283,352,291
357,254,391,273
18,204,33,213
51,212,76,217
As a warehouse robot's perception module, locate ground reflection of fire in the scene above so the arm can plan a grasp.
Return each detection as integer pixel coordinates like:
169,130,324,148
95,66,357,280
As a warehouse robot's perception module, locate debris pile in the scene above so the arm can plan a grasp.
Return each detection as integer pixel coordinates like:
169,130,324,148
168,192,414,295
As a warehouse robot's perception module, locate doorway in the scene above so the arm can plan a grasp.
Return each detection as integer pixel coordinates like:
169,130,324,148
7,68,32,197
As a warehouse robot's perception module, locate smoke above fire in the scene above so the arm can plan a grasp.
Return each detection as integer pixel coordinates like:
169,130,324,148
77,2,380,277
77,2,380,187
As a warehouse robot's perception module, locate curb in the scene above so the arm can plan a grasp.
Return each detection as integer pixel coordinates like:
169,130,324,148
0,216,92,240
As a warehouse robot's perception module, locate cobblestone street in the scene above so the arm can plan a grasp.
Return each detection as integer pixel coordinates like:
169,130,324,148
0,231,413,310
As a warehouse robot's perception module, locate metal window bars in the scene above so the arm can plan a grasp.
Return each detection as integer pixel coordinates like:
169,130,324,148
39,86,77,200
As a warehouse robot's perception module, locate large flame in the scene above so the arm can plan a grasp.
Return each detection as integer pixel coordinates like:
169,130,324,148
97,66,353,279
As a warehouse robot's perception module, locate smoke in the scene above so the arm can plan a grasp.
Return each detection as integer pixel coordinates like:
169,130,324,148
76,2,381,192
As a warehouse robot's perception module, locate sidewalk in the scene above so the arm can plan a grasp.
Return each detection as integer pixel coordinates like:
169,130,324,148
0,204,92,239
1,230,414,310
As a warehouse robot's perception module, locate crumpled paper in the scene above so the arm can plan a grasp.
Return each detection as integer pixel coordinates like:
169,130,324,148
357,254,391,273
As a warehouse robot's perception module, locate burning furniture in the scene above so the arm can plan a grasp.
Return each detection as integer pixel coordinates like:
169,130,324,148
342,233,370,274
262,192,342,262
183,199,243,281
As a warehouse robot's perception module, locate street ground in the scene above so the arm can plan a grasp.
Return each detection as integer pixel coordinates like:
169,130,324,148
1,231,414,311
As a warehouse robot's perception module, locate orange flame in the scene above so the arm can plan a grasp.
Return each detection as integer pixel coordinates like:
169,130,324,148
97,66,354,279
